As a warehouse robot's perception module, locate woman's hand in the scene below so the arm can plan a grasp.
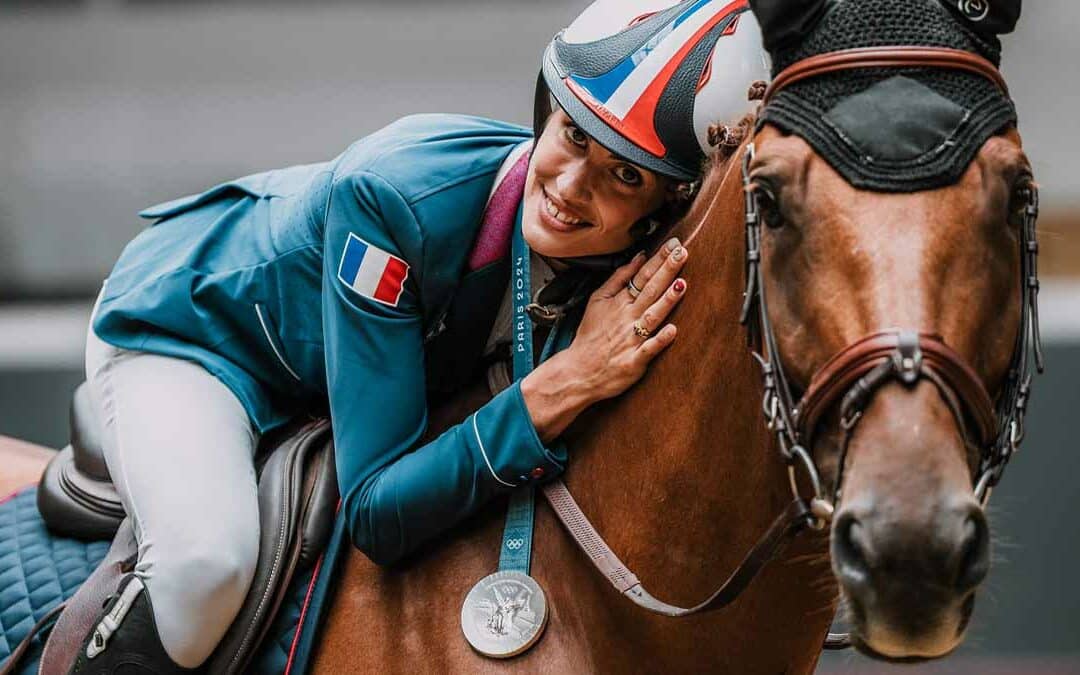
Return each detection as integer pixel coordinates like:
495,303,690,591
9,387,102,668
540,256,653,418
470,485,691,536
521,238,688,442
567,237,688,399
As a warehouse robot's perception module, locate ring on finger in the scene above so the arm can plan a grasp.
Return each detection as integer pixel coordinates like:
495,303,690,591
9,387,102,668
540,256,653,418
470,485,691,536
626,278,643,299
632,319,651,339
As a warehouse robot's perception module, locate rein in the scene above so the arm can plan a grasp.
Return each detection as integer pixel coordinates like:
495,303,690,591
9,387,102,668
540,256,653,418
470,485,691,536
540,45,1040,652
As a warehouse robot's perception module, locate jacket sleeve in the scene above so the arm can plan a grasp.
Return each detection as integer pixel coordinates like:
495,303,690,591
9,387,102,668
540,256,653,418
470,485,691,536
323,172,567,565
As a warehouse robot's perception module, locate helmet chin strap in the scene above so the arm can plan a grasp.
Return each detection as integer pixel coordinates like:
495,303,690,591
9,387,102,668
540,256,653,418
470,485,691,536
533,72,553,141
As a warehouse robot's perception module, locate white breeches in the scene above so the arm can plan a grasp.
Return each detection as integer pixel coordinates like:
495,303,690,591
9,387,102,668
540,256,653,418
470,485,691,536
84,289,261,668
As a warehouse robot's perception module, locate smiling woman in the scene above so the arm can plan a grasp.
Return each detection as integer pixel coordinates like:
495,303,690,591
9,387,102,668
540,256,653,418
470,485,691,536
522,108,674,259
21,1,772,671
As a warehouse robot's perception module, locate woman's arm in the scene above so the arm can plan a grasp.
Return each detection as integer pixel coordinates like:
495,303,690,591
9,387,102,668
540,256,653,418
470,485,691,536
324,172,687,565
324,172,567,565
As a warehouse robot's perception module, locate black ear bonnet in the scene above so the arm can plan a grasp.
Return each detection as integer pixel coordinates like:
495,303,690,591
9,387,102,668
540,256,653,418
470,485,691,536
748,0,1021,192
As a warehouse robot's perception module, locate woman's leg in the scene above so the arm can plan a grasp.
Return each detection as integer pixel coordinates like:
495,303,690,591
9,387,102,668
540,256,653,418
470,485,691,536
84,302,260,668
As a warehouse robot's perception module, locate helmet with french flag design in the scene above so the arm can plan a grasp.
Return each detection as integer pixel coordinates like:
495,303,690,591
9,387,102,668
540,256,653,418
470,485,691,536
537,0,770,182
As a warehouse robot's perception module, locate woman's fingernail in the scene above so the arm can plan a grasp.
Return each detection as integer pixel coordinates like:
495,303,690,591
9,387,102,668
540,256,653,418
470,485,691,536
673,279,686,293
666,237,680,252
634,251,646,262
672,246,685,261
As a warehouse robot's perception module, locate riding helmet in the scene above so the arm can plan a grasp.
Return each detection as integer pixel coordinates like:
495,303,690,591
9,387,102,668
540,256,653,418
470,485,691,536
537,0,771,182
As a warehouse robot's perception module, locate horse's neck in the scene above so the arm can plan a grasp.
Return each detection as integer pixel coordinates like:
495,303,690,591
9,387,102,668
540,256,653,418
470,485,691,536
562,147,794,606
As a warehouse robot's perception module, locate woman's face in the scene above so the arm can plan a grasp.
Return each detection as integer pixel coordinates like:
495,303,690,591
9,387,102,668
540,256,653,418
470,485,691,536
523,108,673,259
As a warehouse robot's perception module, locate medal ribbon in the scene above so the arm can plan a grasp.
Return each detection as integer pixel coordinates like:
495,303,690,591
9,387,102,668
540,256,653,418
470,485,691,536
497,206,557,575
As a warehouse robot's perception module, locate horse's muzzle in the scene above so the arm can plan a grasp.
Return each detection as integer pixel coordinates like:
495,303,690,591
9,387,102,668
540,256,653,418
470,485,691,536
831,492,989,659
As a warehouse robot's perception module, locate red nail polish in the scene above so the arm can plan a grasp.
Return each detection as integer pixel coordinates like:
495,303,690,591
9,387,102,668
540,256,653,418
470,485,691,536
673,279,686,293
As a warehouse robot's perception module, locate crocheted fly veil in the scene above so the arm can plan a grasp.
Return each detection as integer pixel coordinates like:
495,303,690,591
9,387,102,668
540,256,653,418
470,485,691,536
749,0,1022,192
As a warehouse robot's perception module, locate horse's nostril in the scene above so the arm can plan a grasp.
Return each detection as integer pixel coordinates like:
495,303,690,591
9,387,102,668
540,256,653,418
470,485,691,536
955,509,990,592
832,512,871,588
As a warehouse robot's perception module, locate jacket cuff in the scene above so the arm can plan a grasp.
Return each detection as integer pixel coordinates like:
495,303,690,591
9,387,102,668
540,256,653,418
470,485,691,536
470,379,567,489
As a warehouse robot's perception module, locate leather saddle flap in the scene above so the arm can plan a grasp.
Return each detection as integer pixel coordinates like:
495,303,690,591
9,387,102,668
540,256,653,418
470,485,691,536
38,383,340,674
206,418,337,674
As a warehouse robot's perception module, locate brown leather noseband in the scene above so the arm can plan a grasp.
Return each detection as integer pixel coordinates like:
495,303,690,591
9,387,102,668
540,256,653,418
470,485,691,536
797,331,997,448
794,330,1000,506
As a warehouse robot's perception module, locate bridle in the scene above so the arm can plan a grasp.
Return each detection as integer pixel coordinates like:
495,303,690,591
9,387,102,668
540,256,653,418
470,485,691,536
741,46,1044,522
537,45,1043,648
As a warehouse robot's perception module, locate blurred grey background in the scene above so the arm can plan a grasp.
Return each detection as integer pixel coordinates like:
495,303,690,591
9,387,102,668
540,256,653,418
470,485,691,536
0,1,1077,672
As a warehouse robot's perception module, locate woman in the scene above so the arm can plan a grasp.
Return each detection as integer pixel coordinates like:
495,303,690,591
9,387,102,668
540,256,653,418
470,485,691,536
77,1,767,671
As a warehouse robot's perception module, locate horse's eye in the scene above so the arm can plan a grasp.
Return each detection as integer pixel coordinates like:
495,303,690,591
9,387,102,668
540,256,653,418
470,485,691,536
754,186,784,229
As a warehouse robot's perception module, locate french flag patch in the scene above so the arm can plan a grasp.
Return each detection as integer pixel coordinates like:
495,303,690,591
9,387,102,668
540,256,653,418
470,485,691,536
337,233,410,307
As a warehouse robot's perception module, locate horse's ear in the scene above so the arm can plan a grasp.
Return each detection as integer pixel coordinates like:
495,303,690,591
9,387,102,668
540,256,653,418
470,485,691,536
939,0,1022,36
747,0,830,53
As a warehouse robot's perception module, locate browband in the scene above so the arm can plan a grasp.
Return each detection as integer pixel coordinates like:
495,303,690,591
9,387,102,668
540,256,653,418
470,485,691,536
763,46,1009,105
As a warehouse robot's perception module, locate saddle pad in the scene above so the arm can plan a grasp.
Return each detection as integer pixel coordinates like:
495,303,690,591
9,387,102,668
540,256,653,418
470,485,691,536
0,489,318,675
0,489,108,674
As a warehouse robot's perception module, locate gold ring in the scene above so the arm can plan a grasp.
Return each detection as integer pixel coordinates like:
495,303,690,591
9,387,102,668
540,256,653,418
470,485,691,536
632,320,651,339
626,278,642,299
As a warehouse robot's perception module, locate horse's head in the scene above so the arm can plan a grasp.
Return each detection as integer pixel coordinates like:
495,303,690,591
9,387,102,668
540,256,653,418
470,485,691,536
740,0,1039,660
749,122,1032,659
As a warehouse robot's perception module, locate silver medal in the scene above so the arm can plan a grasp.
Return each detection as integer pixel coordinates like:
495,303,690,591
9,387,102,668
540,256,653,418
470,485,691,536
461,570,548,658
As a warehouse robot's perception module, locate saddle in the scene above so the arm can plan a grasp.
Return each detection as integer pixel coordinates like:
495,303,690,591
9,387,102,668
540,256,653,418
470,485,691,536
29,383,339,674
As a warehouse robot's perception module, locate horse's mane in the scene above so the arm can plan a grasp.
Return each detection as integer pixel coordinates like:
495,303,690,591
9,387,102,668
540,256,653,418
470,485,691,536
680,113,755,247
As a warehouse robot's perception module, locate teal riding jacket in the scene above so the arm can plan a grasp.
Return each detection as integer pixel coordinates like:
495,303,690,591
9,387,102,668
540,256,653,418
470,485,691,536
92,114,573,565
